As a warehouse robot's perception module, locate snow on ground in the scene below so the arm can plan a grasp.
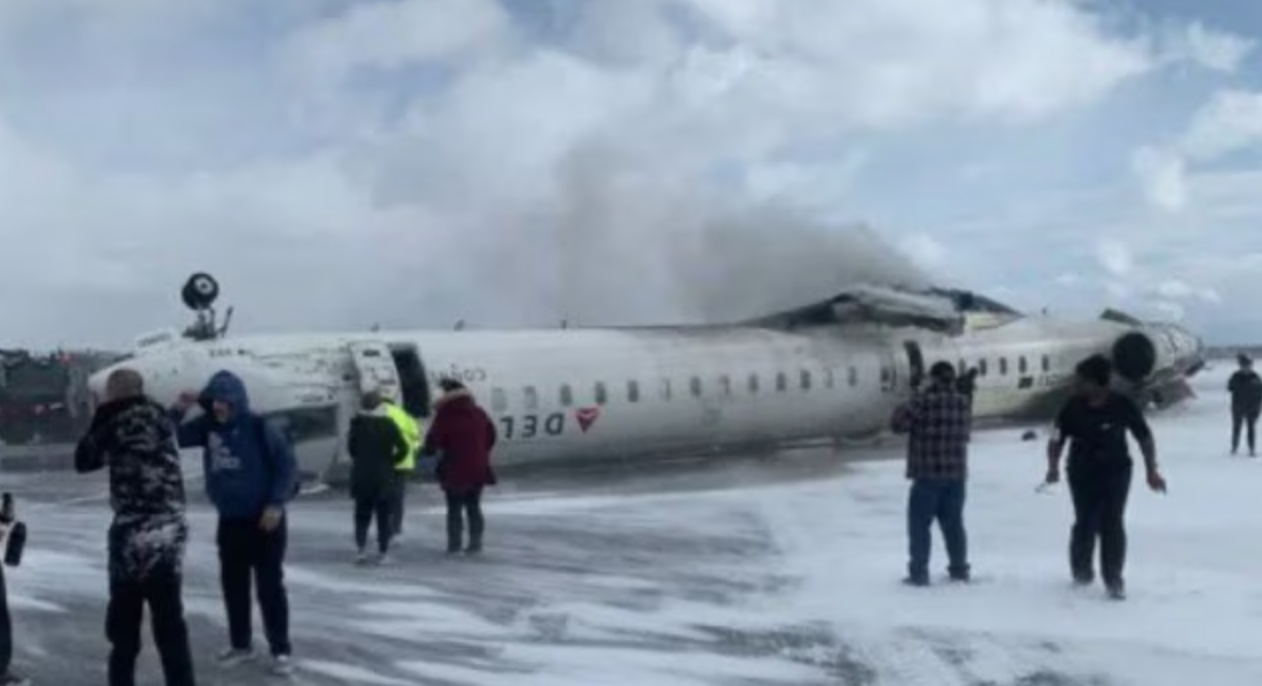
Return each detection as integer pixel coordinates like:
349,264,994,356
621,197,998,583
1,363,1258,685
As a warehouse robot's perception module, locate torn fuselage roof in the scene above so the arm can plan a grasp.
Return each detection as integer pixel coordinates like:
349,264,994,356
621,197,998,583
747,283,1022,334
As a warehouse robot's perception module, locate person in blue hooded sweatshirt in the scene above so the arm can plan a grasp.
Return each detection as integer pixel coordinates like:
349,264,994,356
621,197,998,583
170,370,297,677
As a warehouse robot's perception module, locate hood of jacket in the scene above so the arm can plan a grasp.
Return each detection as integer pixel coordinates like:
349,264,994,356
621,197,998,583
435,388,474,410
198,370,251,420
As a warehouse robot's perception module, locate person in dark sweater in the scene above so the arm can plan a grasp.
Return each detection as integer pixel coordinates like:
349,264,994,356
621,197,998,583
75,367,195,686
890,361,973,586
1227,354,1262,456
346,390,409,564
1045,355,1167,600
170,370,297,676
421,379,498,554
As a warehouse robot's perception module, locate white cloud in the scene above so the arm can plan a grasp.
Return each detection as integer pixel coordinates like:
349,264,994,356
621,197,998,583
1130,146,1188,211
0,0,1249,346
278,0,511,84
1159,21,1256,72
1096,240,1134,277
1180,89,1262,161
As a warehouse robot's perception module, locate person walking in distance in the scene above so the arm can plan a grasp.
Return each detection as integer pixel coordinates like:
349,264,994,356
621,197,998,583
1227,354,1262,456
75,368,196,686
347,390,409,564
890,361,973,586
1044,355,1167,600
170,371,297,676
420,378,497,554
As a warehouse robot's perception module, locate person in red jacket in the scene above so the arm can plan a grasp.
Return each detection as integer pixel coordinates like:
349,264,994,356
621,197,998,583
420,378,497,554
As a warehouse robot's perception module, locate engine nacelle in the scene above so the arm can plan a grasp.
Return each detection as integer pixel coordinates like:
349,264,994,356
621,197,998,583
1111,324,1205,385
1111,331,1158,383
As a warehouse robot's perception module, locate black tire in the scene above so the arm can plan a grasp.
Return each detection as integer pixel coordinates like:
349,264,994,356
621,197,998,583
181,272,220,311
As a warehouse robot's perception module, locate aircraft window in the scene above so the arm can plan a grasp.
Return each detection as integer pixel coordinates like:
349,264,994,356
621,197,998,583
958,359,967,375
999,358,1008,375
1018,356,1028,374
523,386,539,411
627,380,640,403
776,372,787,392
748,373,760,394
979,359,988,376
659,378,672,400
594,382,608,405
560,384,573,407
1041,355,1050,372
848,366,857,386
718,374,732,396
880,367,891,383
824,368,835,389
490,388,507,412
690,376,703,397
800,370,812,390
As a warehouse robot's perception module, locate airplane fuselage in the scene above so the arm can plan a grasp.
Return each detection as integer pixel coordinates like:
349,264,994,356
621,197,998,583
90,313,1204,484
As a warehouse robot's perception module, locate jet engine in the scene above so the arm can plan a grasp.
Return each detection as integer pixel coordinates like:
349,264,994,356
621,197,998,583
1105,315,1205,408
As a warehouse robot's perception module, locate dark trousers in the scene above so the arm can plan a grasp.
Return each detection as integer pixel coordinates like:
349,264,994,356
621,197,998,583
0,565,11,676
1231,405,1260,453
354,496,393,554
390,476,407,535
444,489,484,552
906,477,969,582
217,516,291,657
1068,462,1132,586
107,562,195,686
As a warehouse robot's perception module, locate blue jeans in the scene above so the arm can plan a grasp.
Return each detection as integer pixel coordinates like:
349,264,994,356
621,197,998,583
907,477,969,582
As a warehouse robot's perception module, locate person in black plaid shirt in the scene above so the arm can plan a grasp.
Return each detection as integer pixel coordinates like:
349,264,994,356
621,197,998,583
891,360,973,586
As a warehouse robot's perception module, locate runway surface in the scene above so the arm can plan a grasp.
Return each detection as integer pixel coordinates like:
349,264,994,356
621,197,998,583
1,363,1259,685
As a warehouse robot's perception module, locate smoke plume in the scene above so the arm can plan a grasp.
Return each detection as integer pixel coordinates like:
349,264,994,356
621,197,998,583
377,141,936,330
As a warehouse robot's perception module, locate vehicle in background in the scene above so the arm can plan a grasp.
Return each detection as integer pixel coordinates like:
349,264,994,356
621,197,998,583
0,349,123,446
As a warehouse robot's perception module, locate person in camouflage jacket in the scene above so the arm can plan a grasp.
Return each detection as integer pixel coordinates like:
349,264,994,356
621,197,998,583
75,368,195,686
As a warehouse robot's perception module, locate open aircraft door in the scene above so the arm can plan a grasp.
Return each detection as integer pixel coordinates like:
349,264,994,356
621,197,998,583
348,341,402,403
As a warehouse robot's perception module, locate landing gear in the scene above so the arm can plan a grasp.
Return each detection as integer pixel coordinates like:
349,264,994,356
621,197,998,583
179,272,233,341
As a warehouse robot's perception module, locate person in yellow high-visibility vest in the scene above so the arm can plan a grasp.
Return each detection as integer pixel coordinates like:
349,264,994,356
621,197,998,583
382,396,421,539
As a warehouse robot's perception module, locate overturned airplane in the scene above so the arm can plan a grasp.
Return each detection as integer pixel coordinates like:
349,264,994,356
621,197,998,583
88,273,1206,486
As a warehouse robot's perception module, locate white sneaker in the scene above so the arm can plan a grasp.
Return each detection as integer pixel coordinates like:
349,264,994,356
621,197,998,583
270,654,295,676
355,550,370,565
375,552,390,565
215,646,256,666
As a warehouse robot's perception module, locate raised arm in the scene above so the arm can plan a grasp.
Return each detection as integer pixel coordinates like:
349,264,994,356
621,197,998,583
168,405,210,449
73,420,110,473
890,395,921,435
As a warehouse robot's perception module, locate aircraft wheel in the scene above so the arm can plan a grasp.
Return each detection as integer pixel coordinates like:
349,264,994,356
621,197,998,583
181,272,220,311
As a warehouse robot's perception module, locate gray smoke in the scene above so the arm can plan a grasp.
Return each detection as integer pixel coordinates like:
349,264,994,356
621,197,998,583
415,142,937,328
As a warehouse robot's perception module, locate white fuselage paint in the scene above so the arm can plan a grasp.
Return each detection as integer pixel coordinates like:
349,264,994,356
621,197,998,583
88,314,1199,481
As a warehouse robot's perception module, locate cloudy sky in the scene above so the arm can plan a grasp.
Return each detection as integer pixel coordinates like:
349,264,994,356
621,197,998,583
1,0,1260,348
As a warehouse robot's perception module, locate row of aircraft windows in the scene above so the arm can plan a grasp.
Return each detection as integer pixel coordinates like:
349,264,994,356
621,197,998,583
486,353,1054,411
